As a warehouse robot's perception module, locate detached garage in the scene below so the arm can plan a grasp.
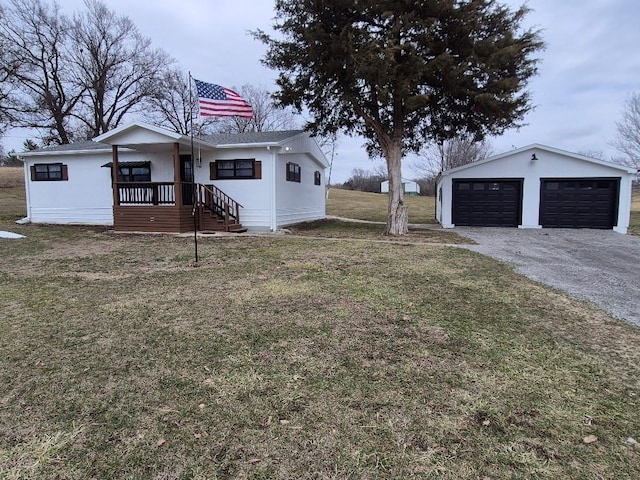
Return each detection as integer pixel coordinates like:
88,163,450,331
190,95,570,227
436,144,636,234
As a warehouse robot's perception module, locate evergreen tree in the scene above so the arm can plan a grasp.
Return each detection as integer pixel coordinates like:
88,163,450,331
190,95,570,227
255,0,543,234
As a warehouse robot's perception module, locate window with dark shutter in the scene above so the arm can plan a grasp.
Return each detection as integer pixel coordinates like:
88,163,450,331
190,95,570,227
213,159,257,179
31,163,68,181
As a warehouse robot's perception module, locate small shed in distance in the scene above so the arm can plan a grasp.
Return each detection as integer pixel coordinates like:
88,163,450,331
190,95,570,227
381,179,421,195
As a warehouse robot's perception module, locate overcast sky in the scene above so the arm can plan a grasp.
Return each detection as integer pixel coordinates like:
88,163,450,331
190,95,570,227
4,0,640,183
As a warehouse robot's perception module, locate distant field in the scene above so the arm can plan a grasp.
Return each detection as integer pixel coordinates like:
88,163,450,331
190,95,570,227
326,188,436,224
0,166,26,220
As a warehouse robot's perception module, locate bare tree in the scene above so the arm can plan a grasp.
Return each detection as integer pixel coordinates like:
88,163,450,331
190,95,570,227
414,134,493,178
612,92,640,168
216,84,299,133
578,150,606,161
146,69,219,135
344,166,387,193
71,0,172,138
314,131,338,195
0,0,83,144
0,3,18,137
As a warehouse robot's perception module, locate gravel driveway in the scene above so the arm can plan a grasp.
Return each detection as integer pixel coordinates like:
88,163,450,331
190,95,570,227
454,228,640,326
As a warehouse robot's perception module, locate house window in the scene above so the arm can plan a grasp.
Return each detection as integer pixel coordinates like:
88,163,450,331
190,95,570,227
314,170,321,186
119,165,151,182
31,163,67,181
216,159,255,179
286,162,301,182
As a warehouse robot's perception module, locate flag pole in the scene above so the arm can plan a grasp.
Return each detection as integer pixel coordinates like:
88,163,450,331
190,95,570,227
189,71,199,264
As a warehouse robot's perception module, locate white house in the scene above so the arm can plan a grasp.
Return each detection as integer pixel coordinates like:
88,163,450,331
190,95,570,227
19,122,328,233
436,144,637,234
381,178,421,195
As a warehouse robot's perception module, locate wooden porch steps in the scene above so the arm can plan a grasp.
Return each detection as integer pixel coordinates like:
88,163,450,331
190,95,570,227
200,226,248,234
200,219,247,233
199,208,246,233
197,183,246,233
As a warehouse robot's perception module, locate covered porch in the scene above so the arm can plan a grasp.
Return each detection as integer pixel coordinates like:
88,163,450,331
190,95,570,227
96,123,245,233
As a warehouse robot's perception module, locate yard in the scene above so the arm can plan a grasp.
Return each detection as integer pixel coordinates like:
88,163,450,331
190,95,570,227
1,168,640,478
326,188,436,224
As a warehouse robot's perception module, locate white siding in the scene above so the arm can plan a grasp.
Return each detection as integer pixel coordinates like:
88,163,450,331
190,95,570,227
404,181,420,194
381,179,420,194
275,152,325,227
437,146,634,233
25,150,175,225
22,129,328,231
149,152,175,182
279,133,326,165
25,153,113,225
200,147,275,230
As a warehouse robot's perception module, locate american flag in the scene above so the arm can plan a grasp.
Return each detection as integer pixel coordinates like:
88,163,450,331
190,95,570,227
194,79,254,118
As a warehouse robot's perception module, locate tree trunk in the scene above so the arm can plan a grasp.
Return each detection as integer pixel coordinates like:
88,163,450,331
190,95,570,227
385,141,409,235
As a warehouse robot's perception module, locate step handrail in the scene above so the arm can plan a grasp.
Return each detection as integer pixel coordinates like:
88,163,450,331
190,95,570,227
197,183,243,224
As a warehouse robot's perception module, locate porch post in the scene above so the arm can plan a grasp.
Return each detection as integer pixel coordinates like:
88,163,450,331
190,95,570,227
111,145,119,206
173,142,182,208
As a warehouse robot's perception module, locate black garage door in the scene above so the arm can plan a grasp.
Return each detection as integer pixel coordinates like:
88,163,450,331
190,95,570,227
539,178,619,229
453,179,523,226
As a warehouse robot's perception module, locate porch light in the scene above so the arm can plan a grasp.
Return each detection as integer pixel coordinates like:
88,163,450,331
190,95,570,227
531,153,538,161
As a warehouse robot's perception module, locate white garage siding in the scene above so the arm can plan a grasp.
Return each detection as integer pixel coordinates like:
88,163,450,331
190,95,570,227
436,144,636,234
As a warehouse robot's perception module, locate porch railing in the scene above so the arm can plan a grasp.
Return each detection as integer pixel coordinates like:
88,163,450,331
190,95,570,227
114,181,243,228
115,182,175,205
198,183,243,224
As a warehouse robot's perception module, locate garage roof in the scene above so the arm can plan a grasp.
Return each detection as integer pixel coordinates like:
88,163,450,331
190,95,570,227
442,144,637,176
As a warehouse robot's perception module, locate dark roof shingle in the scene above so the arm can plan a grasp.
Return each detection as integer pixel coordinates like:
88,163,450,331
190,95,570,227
30,140,111,153
199,130,304,145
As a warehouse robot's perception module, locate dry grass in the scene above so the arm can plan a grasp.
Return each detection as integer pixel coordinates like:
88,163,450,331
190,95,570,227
289,218,472,244
326,188,436,224
0,167,26,220
0,167,24,188
630,190,640,235
1,218,640,478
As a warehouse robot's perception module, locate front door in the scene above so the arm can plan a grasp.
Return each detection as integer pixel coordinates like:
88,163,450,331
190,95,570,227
180,154,194,206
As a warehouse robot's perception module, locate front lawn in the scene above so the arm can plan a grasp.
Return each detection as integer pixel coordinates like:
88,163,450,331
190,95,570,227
1,219,639,479
288,218,471,244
